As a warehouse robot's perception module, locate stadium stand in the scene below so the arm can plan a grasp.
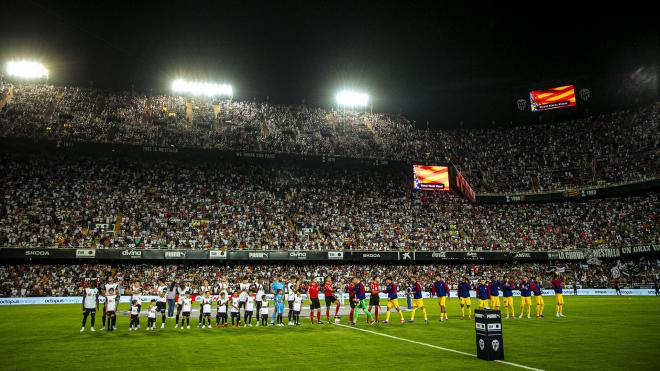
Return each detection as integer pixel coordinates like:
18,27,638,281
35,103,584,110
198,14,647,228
0,83,657,193
0,154,657,250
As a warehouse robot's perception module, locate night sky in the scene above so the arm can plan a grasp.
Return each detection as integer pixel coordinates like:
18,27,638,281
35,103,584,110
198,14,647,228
1,1,657,128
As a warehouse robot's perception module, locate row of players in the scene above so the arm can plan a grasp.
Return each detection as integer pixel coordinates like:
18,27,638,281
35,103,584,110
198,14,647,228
80,273,566,332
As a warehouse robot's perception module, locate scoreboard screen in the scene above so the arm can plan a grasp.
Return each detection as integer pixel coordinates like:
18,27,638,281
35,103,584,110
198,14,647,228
413,165,449,191
529,85,576,111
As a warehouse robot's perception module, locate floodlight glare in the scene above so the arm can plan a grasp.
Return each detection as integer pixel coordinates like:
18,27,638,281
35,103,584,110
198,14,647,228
336,90,369,107
171,79,233,97
6,61,49,79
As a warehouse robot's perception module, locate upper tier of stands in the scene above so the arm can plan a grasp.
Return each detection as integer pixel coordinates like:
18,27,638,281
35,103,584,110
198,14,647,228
1,84,657,193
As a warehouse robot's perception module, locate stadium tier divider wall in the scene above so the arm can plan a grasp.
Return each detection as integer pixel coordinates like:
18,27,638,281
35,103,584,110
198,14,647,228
1,245,659,263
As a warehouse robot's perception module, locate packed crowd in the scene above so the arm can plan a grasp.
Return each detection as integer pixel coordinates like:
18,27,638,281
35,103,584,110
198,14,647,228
0,154,657,250
1,259,657,297
0,84,657,193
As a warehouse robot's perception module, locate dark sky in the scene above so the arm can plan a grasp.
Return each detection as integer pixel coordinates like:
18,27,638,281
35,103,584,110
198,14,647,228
1,1,657,128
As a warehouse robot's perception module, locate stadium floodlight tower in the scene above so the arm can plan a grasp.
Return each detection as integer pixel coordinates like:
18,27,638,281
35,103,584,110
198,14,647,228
4,60,49,83
335,89,370,112
171,79,233,99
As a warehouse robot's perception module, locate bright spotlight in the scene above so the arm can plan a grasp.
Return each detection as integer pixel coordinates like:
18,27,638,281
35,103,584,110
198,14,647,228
6,61,49,79
335,90,369,107
171,79,233,97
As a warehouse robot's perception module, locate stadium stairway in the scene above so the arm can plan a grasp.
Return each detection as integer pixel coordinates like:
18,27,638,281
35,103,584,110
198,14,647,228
364,117,383,145
0,86,13,111
44,91,65,121
113,212,124,236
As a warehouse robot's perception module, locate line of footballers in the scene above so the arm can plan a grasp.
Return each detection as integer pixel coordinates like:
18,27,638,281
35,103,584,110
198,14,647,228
79,273,566,332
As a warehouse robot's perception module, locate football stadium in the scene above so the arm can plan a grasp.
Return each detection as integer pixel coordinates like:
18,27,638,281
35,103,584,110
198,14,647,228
0,2,658,370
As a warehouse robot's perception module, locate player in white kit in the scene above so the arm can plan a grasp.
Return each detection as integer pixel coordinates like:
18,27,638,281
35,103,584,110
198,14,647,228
293,291,303,326
216,292,228,327
102,277,119,330
201,292,213,328
81,281,99,332
130,280,142,329
129,299,140,331
259,294,269,326
147,299,157,330
230,290,241,327
244,290,255,327
180,292,193,329
105,288,118,331
198,279,211,327
156,290,167,328
174,283,190,328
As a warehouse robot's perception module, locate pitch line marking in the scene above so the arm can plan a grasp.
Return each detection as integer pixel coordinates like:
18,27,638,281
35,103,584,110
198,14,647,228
335,323,544,371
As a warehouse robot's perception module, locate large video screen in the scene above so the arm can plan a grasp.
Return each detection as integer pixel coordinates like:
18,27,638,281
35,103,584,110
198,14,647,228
529,85,576,111
413,165,449,191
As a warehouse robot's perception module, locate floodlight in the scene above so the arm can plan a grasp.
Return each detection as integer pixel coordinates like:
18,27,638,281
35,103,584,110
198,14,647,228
6,61,49,79
336,90,369,107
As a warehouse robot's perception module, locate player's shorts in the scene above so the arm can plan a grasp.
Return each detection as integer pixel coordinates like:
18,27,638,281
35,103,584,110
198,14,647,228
478,299,489,308
386,299,400,309
106,310,115,316
520,296,531,305
239,301,246,309
231,311,240,317
245,310,253,316
503,297,513,307
275,305,284,314
437,296,447,306
413,298,424,308
459,297,471,306
490,296,500,307
349,298,356,308
156,302,166,312
309,298,321,310
182,311,191,317
325,295,337,307
369,295,380,307
555,293,564,305
535,296,544,305
288,301,294,310
83,308,96,315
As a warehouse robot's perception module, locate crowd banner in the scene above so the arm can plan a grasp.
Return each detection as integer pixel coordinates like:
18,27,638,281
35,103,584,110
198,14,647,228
1,245,658,263
2,289,658,306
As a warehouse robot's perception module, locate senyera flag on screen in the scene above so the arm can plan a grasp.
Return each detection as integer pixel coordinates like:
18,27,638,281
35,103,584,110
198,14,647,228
530,85,576,111
413,165,449,191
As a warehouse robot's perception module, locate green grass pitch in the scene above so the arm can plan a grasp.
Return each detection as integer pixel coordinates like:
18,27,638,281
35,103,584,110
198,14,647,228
0,297,659,370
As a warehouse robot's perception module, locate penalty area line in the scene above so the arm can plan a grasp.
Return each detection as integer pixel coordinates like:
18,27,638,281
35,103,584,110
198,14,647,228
334,323,544,371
